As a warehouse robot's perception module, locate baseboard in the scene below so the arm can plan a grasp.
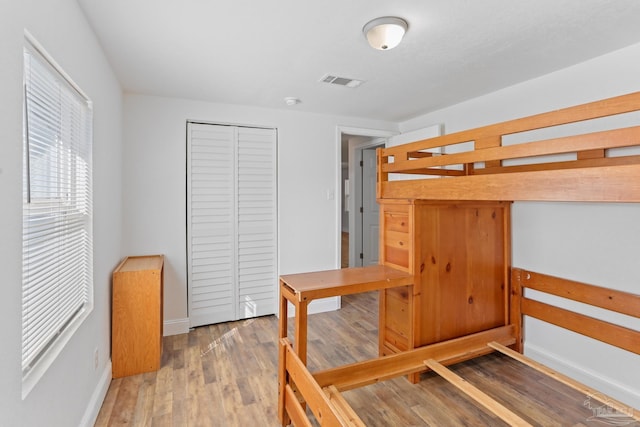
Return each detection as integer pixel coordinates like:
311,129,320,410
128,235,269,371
525,343,640,409
166,301,339,331
79,359,112,427
308,296,341,315
163,317,190,336
284,296,341,317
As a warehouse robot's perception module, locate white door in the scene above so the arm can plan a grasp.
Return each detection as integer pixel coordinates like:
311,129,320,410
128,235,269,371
361,148,379,265
187,123,277,327
236,127,278,319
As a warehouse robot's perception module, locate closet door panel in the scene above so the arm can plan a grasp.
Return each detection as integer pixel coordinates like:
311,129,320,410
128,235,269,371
188,124,237,326
237,127,277,319
188,124,277,327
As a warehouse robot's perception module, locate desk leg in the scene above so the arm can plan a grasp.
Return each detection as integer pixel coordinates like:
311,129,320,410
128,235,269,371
295,300,308,365
278,283,288,341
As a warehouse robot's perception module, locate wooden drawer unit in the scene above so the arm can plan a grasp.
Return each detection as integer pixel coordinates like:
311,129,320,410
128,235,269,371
112,255,164,378
380,285,411,354
379,200,511,359
380,202,412,271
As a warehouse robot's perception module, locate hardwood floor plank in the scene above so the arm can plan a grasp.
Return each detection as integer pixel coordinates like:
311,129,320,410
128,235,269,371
96,292,621,426
109,374,144,425
132,374,156,427
93,378,120,427
149,412,172,427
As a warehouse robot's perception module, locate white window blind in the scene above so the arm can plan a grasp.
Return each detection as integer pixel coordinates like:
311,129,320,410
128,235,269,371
22,40,93,384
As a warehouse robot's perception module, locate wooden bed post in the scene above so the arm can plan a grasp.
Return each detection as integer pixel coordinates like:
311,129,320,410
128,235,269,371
278,338,290,426
278,283,290,426
279,279,288,345
510,268,524,353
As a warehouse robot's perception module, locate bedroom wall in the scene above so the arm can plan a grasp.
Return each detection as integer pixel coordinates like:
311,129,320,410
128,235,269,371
122,94,397,333
399,42,640,408
0,0,123,426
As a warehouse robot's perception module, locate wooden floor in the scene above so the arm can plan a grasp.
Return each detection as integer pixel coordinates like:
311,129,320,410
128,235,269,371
341,231,349,268
96,291,613,426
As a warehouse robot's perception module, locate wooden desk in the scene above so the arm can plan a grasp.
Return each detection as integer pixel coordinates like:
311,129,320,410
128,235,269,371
278,265,413,365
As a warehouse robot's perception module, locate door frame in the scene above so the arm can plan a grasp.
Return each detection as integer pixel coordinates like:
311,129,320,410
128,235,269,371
336,126,397,268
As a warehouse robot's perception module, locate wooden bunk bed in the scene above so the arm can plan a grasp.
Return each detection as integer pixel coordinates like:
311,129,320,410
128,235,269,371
278,91,640,426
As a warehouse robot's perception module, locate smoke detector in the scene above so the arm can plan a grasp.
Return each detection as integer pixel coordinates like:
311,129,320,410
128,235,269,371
284,97,301,106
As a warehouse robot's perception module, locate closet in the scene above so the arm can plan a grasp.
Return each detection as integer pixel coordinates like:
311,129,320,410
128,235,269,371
187,123,277,327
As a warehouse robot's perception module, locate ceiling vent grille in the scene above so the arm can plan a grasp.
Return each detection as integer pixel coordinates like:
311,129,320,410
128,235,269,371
319,74,364,88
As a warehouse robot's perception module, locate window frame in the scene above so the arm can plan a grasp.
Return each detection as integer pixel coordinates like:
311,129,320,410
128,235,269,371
21,32,94,398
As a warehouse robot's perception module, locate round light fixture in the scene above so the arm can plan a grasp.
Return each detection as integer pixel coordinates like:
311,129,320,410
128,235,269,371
363,16,408,50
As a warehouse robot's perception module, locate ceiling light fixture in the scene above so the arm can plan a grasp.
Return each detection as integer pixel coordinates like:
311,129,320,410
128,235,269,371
363,16,408,51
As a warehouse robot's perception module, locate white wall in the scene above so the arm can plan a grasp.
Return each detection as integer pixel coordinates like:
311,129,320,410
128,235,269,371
400,42,640,408
0,0,123,425
122,94,397,332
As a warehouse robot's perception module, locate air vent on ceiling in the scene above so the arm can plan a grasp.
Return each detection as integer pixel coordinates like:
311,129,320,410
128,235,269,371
319,74,364,88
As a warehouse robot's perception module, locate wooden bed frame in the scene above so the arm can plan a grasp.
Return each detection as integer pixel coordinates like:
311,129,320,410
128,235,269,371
278,92,640,426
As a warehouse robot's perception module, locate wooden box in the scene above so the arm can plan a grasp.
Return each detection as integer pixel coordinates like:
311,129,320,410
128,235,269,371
112,255,164,378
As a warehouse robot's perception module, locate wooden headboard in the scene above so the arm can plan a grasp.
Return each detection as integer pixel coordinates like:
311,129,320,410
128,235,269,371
377,91,640,202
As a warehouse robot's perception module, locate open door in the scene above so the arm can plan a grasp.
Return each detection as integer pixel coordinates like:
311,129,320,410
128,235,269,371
361,148,379,266
342,124,442,268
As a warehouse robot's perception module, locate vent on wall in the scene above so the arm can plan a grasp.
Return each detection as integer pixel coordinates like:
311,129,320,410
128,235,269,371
319,74,364,88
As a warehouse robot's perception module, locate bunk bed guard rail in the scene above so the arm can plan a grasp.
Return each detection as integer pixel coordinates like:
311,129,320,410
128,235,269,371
377,91,640,203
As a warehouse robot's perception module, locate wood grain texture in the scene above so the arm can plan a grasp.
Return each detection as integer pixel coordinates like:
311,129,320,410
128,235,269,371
378,91,640,203
518,269,640,318
522,298,640,355
383,126,640,173
279,265,413,301
378,200,510,364
112,255,164,378
381,91,640,158
380,164,640,202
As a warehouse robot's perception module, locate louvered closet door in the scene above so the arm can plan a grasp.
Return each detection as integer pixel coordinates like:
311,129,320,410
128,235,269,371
187,123,277,328
237,127,278,318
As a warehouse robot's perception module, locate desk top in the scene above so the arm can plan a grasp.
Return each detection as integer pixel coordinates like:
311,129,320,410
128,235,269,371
279,265,413,302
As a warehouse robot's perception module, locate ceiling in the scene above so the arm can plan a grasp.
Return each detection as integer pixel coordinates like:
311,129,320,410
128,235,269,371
78,0,640,122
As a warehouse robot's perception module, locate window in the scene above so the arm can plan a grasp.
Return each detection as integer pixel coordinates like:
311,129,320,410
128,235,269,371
22,36,93,396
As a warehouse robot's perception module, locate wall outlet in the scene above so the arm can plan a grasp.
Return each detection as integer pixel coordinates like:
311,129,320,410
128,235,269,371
93,347,99,371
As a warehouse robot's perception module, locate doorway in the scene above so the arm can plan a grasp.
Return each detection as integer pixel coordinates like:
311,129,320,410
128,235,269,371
337,124,443,269
338,127,395,269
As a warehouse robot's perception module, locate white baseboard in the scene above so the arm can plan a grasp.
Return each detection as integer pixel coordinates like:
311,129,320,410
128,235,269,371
307,296,341,315
525,343,640,409
284,296,341,317
166,299,339,333
79,359,112,427
163,317,190,336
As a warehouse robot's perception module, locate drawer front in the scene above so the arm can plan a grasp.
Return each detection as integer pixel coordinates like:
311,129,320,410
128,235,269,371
384,211,409,233
384,229,410,249
383,229,410,269
382,329,409,352
382,204,412,270
382,288,409,351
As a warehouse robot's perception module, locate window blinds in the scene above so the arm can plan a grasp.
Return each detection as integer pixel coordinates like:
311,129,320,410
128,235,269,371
22,43,93,377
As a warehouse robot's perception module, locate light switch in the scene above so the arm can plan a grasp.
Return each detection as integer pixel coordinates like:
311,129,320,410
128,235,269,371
327,189,335,200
